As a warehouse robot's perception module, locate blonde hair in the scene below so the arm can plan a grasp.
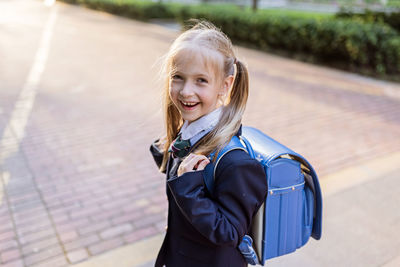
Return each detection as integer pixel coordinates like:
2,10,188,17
157,19,249,172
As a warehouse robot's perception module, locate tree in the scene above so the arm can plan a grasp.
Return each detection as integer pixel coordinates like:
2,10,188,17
252,0,258,12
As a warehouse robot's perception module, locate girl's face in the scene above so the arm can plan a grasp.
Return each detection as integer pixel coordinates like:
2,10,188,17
169,50,234,124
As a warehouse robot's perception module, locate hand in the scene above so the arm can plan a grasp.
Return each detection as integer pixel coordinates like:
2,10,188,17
177,153,210,177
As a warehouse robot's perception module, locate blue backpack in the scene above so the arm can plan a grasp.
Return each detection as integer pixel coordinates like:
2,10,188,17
203,126,323,265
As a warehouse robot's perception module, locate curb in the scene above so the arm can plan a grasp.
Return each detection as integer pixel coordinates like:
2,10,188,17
320,151,400,198
72,234,164,267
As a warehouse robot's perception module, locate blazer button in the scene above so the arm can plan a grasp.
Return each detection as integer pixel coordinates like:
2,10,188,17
165,226,168,231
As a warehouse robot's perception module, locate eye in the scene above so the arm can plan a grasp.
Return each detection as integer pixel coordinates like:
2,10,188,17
171,75,183,80
198,78,208,83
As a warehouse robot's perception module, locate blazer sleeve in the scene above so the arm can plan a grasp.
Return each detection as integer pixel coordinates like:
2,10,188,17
149,139,166,173
167,150,268,247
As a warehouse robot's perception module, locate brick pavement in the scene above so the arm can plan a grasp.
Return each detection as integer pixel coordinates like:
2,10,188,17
0,1,399,266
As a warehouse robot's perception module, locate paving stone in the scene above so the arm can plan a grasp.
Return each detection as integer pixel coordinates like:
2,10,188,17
55,217,90,233
21,236,59,256
66,248,89,264
1,1,399,266
23,245,64,266
88,237,124,256
133,214,166,229
14,218,52,236
63,234,101,251
0,239,18,251
0,259,24,267
29,254,69,267
100,224,133,240
111,210,143,225
58,230,79,243
0,248,21,263
77,220,111,236
0,230,15,243
123,226,159,244
18,228,55,246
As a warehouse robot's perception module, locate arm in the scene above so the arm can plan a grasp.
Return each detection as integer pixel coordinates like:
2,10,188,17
167,150,268,247
149,139,166,173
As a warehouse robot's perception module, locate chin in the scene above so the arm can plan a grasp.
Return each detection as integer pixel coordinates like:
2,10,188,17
181,113,200,123
183,116,199,123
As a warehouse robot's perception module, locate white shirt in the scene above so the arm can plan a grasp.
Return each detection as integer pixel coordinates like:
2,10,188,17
179,107,222,146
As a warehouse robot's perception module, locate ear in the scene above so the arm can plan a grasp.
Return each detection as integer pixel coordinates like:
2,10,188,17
219,74,235,96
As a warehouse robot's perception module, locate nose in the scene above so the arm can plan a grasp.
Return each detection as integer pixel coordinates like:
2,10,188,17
179,81,195,97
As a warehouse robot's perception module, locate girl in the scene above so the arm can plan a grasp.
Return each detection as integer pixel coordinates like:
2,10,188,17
150,19,268,267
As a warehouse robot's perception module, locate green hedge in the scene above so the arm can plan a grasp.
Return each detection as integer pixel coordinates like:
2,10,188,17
176,4,400,74
69,0,177,20
336,9,400,32
388,0,400,8
60,0,400,75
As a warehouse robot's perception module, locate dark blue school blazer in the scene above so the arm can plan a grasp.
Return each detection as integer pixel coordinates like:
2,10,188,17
149,126,268,267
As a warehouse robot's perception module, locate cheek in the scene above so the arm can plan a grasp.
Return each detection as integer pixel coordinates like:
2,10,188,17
169,86,181,108
203,91,219,104
169,85,177,100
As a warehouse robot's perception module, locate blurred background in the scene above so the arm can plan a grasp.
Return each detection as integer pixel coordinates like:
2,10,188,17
0,0,399,266
159,0,400,11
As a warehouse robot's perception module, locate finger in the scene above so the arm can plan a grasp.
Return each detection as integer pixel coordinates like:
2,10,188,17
178,159,193,175
196,159,210,171
184,154,207,170
177,164,186,177
178,154,198,175
193,155,210,168
185,154,203,166
182,153,195,162
180,154,195,168
192,154,209,162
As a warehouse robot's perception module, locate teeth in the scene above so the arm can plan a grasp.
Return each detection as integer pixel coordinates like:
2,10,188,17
182,101,197,106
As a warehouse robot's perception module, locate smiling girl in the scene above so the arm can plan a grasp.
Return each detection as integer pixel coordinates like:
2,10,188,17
150,19,268,267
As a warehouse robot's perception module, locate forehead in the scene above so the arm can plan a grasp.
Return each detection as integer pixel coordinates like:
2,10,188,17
171,46,223,79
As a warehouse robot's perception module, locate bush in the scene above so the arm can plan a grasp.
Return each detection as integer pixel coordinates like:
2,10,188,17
336,8,400,32
177,4,400,74
73,0,177,20
59,0,400,75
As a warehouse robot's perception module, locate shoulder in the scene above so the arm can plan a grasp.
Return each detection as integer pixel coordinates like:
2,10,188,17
214,149,265,180
218,148,251,162
212,148,268,210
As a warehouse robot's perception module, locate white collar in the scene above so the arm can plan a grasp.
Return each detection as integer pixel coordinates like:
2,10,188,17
180,107,222,142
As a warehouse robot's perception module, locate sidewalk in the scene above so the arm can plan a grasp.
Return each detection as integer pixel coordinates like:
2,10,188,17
72,152,400,267
0,0,399,266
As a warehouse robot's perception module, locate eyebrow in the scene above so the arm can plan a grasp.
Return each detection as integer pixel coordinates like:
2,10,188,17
173,71,210,79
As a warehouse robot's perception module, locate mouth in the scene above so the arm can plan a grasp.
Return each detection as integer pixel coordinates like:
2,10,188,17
180,100,200,110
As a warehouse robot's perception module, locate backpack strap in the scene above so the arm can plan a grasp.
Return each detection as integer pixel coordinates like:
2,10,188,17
203,135,247,195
